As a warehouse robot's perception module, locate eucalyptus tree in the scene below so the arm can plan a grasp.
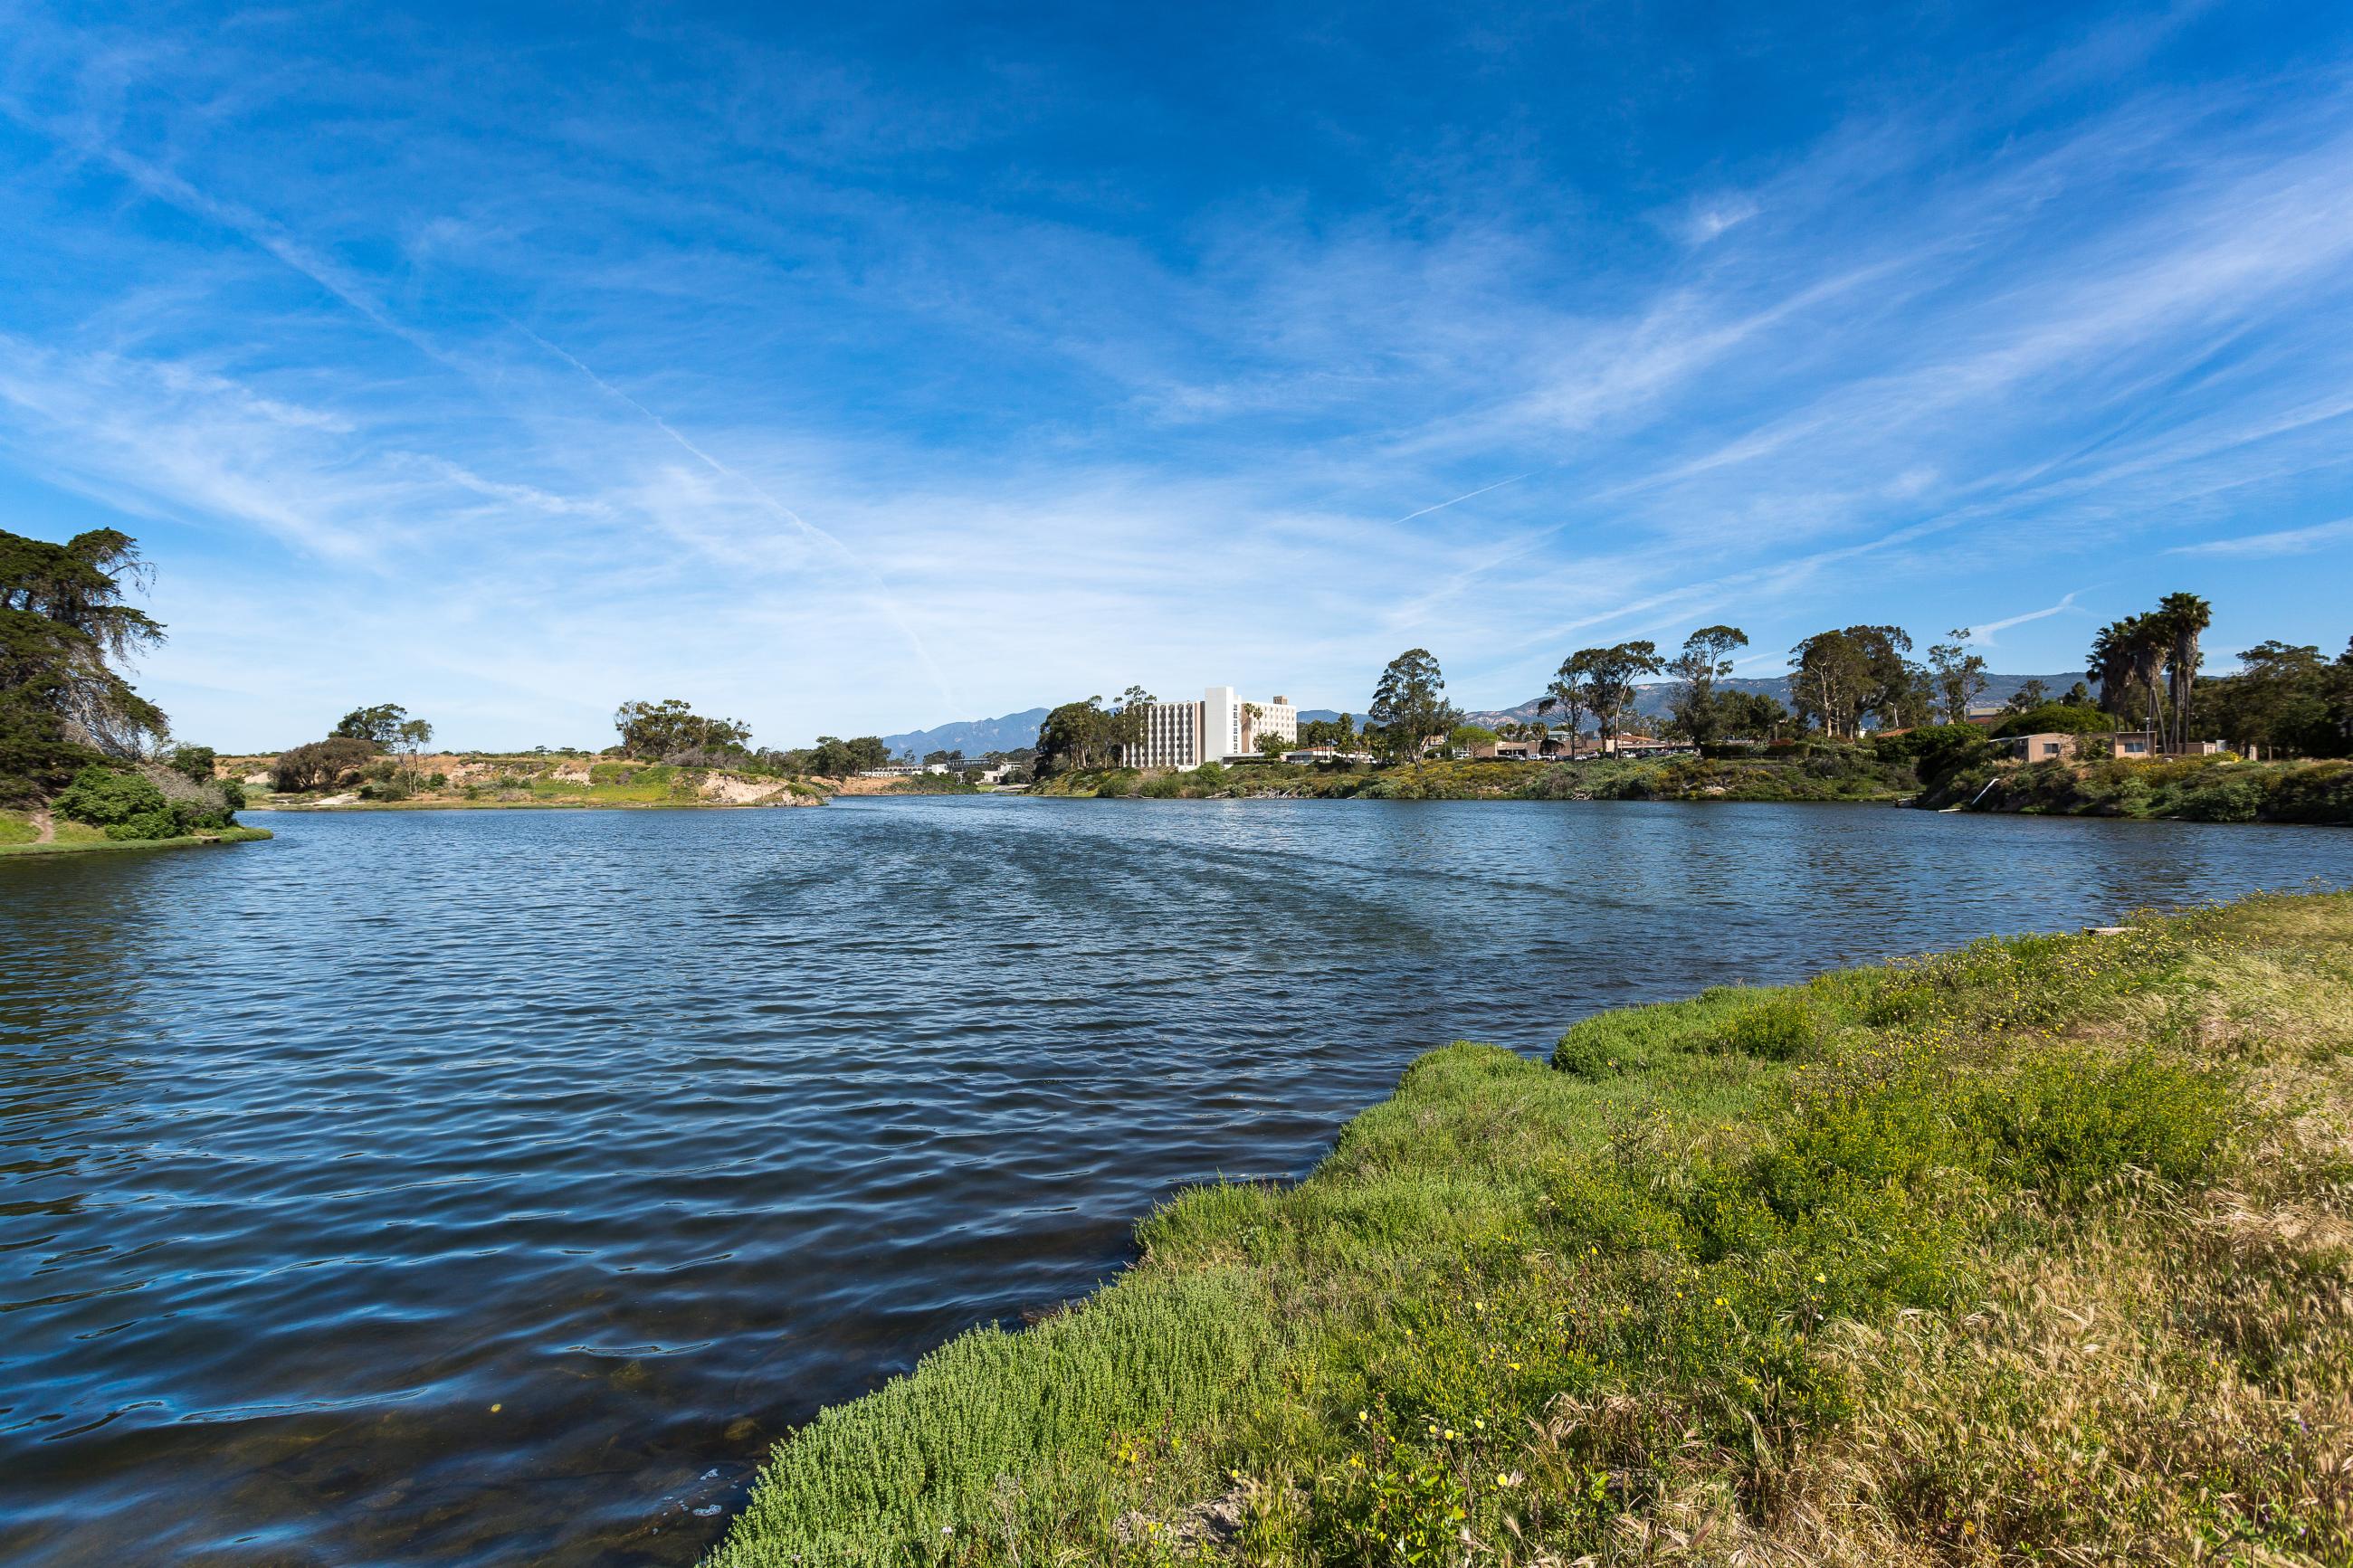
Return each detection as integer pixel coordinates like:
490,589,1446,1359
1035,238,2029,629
1035,697,1113,774
1537,651,1596,751
1925,630,1988,726
1789,626,1913,738
1581,641,1665,748
1368,649,1458,761
2003,678,2049,715
1112,684,1156,765
1665,624,1747,746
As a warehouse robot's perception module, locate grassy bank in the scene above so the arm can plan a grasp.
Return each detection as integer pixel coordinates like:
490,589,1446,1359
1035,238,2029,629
705,890,2353,1566
1035,750,1915,804
1929,754,2353,824
0,816,273,857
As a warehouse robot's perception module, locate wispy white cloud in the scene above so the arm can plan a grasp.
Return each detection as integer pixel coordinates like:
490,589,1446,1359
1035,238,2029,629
1,4,2349,745
2167,516,2353,556
1967,593,2084,643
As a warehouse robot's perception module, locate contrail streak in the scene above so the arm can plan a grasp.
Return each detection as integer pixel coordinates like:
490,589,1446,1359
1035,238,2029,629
510,323,954,708
1391,470,1536,524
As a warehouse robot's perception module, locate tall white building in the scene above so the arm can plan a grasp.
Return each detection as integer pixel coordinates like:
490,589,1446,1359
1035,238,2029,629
1130,687,1299,770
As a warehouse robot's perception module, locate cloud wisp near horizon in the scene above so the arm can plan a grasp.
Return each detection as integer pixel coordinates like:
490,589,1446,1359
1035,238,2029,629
2,2,2351,748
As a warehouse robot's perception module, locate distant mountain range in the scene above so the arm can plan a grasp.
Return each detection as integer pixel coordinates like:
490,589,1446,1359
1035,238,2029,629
878,708,1052,757
878,673,2087,755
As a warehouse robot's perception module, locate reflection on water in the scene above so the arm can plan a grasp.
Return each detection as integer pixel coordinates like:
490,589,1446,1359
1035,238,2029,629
2,797,2347,1565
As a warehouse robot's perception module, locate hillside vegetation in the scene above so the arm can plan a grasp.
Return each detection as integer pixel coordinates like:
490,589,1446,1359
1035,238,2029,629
1925,753,2353,824
229,751,828,809
705,890,2353,1567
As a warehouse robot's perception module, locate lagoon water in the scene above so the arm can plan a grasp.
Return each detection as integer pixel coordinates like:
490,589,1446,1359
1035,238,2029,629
4,796,2350,1566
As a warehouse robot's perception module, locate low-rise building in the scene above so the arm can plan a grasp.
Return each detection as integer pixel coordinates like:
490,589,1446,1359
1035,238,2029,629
1996,731,2224,762
1998,732,2080,762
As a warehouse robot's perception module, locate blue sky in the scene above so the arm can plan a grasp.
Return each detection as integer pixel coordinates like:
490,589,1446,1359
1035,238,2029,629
4,2,2352,749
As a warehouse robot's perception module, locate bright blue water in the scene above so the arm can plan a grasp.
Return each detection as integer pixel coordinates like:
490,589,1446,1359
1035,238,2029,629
3,797,2347,1566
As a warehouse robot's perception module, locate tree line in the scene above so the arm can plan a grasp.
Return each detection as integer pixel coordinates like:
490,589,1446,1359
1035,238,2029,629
1028,590,2350,777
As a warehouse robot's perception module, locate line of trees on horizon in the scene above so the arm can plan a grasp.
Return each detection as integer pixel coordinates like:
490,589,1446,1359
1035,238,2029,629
1028,591,2352,777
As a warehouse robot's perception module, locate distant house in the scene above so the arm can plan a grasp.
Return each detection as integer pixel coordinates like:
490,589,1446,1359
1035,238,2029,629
1282,746,1375,765
2097,731,2221,759
1996,731,2223,762
1997,732,2079,762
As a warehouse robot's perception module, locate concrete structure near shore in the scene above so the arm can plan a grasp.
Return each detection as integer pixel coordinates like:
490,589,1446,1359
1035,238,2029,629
1132,687,1299,770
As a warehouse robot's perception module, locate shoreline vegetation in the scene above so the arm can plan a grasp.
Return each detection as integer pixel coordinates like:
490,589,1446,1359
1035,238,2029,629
0,813,272,857
703,889,2353,1566
1030,746,2353,824
225,752,831,812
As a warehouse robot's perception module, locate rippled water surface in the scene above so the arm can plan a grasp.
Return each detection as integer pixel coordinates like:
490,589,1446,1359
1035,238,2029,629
5,797,2350,1565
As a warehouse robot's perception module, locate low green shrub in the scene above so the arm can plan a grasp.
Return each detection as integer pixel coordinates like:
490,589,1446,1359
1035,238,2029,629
1714,990,1818,1060
52,765,190,840
1953,1046,2236,1202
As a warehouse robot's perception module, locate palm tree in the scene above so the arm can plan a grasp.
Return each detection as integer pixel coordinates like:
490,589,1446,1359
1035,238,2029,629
2156,592,2211,752
2088,614,2167,736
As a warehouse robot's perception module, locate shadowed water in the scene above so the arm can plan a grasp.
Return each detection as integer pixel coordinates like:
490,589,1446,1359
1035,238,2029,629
3,797,2348,1566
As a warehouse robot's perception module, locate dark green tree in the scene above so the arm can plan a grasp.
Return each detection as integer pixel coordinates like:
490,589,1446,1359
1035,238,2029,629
1665,625,1748,746
1716,689,1790,741
614,698,754,760
1367,650,1458,762
333,703,409,746
1,527,169,794
2156,591,2212,752
1034,698,1114,775
1789,626,1913,738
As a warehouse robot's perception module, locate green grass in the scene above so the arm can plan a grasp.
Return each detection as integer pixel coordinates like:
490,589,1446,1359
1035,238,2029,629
0,809,38,846
0,823,273,857
703,891,2353,1567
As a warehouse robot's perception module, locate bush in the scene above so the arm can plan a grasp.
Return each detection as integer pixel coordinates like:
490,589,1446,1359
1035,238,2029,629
1953,1047,2235,1202
1992,703,2116,738
1873,723,1990,788
166,744,217,783
52,765,181,840
1715,991,1818,1060
272,736,377,792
